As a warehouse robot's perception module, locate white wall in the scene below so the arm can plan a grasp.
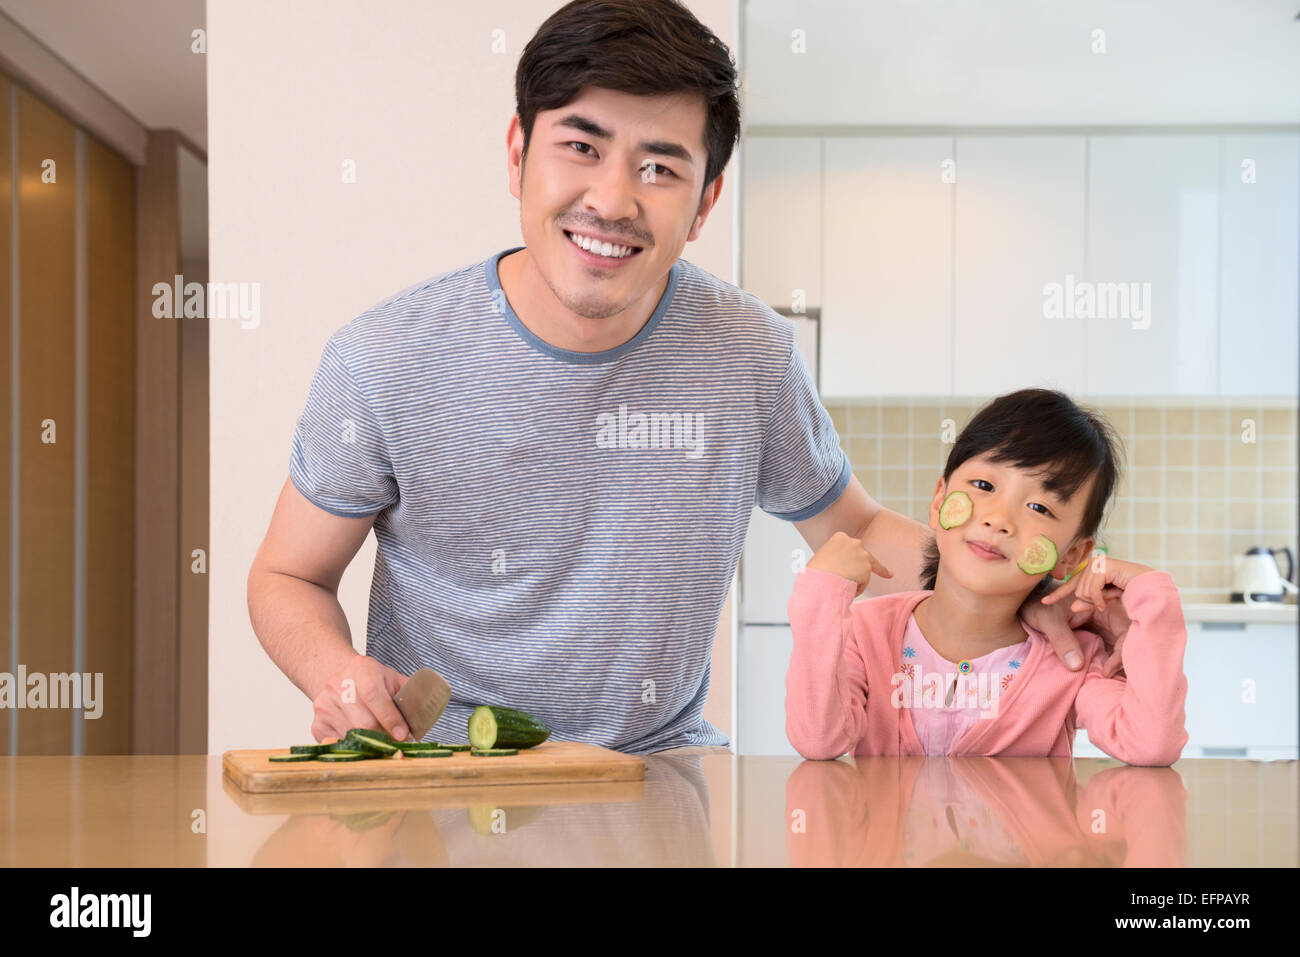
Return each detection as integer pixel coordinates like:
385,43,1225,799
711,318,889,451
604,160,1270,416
207,0,739,754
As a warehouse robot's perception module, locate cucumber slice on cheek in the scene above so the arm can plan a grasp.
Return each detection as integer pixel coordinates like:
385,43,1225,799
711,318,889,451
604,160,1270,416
938,490,973,529
1017,534,1058,575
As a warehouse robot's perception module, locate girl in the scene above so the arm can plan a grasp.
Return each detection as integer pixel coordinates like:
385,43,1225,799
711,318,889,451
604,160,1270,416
785,388,1188,765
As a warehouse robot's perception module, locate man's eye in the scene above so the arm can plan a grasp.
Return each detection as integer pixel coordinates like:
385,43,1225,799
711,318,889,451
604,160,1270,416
569,142,595,155
642,162,674,178
971,479,993,491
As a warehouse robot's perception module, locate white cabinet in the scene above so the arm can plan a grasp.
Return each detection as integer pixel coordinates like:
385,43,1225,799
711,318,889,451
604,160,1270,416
821,136,953,398
738,624,800,755
1076,620,1299,760
952,137,1088,395
1084,136,1221,396
756,131,1296,398
741,136,823,312
1182,622,1298,758
1218,134,1300,396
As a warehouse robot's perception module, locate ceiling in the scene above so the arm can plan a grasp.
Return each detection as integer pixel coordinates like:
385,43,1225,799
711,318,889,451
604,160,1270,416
745,0,1300,125
0,0,1294,151
0,0,206,150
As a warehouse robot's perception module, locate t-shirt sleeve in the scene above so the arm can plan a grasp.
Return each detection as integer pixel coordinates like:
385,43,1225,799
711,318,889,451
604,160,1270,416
755,344,851,521
288,336,399,518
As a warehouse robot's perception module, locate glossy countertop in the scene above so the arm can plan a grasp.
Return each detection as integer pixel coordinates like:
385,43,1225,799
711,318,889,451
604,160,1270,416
1,753,1294,866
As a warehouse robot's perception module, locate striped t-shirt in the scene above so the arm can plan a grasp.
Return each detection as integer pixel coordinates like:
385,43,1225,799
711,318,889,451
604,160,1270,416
288,246,850,753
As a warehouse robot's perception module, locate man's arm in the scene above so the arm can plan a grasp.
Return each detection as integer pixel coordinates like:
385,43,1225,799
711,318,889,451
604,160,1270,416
793,474,930,597
247,477,411,740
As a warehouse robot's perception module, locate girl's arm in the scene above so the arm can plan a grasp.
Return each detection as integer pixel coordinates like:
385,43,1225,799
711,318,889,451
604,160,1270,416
1071,570,1189,766
785,566,872,760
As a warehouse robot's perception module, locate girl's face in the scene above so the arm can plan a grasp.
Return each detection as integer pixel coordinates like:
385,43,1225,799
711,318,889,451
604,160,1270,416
927,452,1097,596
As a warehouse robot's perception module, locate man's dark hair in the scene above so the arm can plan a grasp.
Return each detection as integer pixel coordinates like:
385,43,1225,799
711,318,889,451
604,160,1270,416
515,0,741,205
920,389,1125,599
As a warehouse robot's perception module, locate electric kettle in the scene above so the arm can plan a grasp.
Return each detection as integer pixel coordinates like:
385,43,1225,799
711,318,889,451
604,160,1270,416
1230,547,1297,604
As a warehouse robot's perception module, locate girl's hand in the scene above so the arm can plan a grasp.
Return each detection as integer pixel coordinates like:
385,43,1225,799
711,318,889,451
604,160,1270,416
1041,554,1154,616
1042,554,1151,678
1086,585,1134,678
806,531,893,596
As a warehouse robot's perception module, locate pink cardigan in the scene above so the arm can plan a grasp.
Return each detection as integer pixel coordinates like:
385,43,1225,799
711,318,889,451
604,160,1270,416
785,568,1189,765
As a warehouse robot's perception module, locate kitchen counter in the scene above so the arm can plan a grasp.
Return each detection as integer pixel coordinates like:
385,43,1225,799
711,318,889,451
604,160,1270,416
1181,602,1297,624
0,754,1294,866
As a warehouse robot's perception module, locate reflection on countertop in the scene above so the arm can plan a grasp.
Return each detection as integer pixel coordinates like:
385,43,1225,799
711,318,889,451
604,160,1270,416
0,754,1294,867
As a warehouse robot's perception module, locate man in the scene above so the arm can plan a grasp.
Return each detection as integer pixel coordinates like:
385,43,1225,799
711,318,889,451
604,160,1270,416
247,0,1101,756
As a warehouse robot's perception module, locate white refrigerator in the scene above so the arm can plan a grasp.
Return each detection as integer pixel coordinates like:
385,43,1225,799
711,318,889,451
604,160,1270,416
737,309,822,755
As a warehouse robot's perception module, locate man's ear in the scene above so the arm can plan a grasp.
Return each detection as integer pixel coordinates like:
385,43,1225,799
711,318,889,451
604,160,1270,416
507,114,524,200
685,173,725,243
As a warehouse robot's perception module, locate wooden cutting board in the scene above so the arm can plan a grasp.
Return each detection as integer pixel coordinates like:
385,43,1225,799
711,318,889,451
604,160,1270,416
223,740,645,794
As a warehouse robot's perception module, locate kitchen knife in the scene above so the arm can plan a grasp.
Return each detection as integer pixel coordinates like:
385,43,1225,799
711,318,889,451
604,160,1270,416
393,668,452,742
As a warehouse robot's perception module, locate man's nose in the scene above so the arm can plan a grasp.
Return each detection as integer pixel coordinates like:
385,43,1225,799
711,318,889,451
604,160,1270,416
582,164,641,228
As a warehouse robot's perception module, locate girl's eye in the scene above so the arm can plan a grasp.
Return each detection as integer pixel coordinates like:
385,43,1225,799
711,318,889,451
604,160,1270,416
971,479,993,491
1029,503,1054,517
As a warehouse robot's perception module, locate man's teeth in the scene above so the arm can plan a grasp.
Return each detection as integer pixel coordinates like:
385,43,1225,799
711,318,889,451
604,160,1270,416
567,230,639,259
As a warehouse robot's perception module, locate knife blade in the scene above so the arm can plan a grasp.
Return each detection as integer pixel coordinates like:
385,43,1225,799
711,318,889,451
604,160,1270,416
393,668,452,742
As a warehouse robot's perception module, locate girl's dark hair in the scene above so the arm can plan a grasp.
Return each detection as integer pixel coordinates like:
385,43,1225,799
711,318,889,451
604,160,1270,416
515,0,741,204
920,389,1125,598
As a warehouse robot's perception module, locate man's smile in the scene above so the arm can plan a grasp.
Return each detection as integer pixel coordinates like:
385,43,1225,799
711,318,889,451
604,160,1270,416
562,226,645,265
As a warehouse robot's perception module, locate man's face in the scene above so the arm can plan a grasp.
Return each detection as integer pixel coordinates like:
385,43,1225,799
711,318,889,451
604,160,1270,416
507,85,721,322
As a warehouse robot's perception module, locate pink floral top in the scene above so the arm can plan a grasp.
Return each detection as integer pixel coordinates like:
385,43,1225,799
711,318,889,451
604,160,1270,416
899,613,1032,756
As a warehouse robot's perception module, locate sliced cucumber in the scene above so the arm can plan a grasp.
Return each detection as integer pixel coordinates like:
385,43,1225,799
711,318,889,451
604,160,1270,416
434,743,471,752
318,751,374,762
1017,534,1058,575
346,727,397,746
269,752,316,762
289,743,334,755
405,749,454,758
468,705,552,750
395,741,442,752
347,731,399,756
470,748,519,757
938,490,973,529
331,737,372,755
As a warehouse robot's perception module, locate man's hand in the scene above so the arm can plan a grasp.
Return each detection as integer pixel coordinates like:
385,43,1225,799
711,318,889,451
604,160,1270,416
311,654,412,742
1020,586,1133,676
806,531,894,596
1019,596,1086,671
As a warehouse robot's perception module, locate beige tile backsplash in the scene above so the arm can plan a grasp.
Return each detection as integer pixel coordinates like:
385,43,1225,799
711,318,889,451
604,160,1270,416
826,399,1299,604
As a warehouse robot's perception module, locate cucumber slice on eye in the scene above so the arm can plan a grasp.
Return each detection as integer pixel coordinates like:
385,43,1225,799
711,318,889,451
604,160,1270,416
938,490,973,529
1017,534,1058,575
